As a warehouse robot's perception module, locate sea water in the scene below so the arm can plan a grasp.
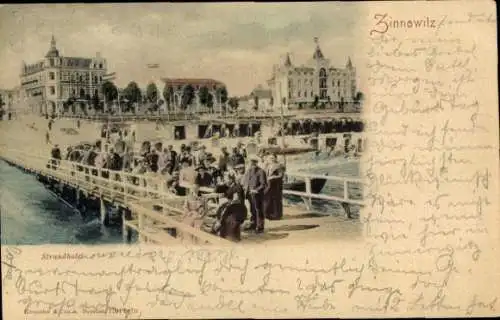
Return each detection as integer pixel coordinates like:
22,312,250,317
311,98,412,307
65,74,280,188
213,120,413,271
0,160,123,245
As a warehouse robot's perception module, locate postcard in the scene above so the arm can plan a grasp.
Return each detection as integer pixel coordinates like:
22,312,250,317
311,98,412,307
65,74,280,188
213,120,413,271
0,1,498,319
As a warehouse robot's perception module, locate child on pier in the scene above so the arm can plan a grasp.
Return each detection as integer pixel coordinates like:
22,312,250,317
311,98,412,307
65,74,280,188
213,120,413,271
181,182,207,244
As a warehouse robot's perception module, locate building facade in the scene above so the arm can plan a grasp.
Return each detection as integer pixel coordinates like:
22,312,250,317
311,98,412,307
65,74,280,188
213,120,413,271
161,78,227,112
238,84,273,111
20,36,107,115
267,39,357,110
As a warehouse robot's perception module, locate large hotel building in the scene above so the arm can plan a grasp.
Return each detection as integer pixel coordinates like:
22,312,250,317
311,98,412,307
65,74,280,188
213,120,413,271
20,36,108,115
267,39,357,109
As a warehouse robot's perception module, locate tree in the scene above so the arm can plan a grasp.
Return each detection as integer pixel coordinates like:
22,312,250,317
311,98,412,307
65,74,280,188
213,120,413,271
228,97,239,111
81,93,91,115
0,94,4,120
92,91,100,111
198,86,210,107
102,81,118,104
340,97,345,112
146,82,158,103
163,85,174,110
207,94,214,109
253,95,259,111
123,81,142,104
216,86,228,107
354,91,364,102
312,95,319,109
181,84,195,109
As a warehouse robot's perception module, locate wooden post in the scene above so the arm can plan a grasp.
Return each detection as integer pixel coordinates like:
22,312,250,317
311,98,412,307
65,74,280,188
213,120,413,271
76,188,80,206
100,197,109,226
343,179,349,201
138,209,145,243
304,176,312,210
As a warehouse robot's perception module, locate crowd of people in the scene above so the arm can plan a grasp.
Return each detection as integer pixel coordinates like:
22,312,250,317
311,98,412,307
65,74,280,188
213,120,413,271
49,133,286,241
44,116,360,242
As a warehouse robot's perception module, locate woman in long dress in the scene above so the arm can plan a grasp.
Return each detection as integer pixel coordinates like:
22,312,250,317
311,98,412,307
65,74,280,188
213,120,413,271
181,183,207,244
263,154,284,220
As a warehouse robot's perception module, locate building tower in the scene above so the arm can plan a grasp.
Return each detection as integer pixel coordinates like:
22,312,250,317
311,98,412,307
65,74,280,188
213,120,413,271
44,35,60,114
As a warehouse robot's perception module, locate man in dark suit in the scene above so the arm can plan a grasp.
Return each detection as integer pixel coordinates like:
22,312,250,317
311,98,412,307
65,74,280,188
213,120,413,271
167,145,177,171
243,156,267,233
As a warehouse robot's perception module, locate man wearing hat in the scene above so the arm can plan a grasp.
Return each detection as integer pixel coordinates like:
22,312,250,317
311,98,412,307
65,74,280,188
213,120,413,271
243,156,267,233
50,144,61,170
218,146,230,172
195,164,213,188
196,145,207,166
229,147,245,168
166,144,177,170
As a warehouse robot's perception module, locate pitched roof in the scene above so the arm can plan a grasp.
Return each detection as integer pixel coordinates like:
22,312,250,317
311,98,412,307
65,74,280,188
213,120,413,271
161,78,225,87
61,57,93,68
250,88,272,99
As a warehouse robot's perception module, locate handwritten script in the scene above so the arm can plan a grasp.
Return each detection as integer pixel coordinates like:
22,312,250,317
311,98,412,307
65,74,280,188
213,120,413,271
1,3,499,319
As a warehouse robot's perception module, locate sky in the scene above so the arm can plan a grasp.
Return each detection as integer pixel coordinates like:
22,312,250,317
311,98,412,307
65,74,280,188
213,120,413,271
0,3,363,96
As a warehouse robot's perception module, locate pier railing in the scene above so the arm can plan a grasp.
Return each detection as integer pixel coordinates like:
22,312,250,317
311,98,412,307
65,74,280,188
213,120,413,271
0,147,364,243
56,110,363,122
0,147,364,207
0,147,233,245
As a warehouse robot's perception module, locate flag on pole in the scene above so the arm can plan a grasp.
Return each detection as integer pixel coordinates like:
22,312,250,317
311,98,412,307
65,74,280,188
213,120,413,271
147,64,160,69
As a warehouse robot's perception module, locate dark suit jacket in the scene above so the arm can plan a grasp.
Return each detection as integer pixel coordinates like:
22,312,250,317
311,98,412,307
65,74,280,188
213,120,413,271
245,166,267,195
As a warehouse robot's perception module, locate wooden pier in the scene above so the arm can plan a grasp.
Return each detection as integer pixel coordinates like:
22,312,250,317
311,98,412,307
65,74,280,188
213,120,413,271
0,146,364,245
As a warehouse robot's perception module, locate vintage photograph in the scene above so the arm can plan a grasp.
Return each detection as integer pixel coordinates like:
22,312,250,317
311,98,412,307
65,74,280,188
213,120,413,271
0,3,365,246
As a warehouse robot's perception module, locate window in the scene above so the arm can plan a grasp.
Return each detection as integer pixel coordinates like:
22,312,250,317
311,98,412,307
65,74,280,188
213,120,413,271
298,91,301,97
304,91,307,98
99,63,103,69
310,91,313,97
319,68,328,99
49,72,55,80
49,86,55,95
49,59,54,67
